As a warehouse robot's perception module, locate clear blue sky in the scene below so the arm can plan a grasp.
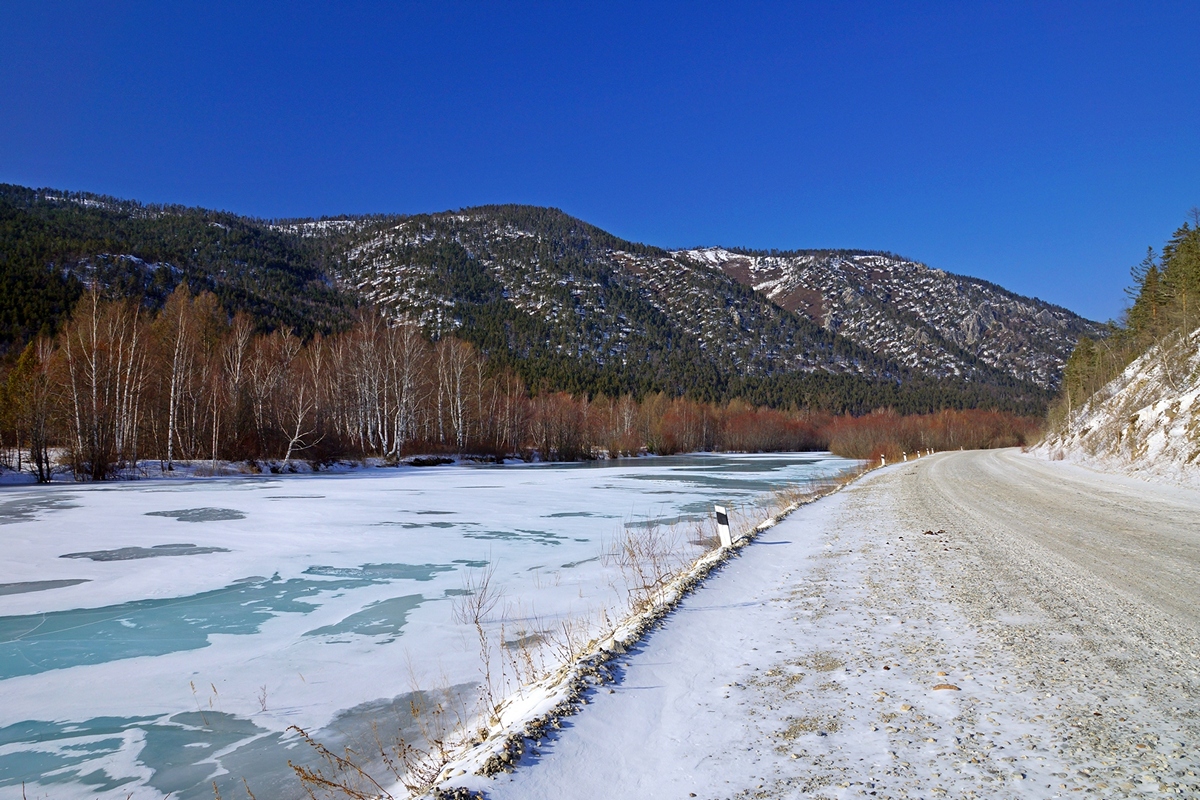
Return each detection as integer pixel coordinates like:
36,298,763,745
2,2,1197,322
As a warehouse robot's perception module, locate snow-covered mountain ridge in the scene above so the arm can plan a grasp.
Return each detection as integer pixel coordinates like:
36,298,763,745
685,247,1100,390
340,208,885,385
340,206,1097,406
1035,327,1200,487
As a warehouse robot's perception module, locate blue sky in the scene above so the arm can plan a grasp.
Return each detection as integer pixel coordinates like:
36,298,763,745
2,1,1197,322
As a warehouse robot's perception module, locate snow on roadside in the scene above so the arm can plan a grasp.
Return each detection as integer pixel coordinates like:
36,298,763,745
406,471,870,799
443,464,1101,800
1034,326,1200,488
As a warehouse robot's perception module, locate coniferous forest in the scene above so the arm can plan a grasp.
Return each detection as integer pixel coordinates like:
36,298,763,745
1053,212,1200,423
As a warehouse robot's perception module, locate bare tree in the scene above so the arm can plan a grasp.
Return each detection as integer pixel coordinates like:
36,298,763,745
2,338,58,481
61,292,149,479
435,338,476,451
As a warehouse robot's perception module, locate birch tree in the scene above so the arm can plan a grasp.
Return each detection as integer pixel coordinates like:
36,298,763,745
61,292,148,479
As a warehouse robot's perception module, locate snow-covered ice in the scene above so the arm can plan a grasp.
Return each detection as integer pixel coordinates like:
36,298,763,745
0,453,856,799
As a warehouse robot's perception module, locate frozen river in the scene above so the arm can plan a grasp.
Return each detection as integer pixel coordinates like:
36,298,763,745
0,453,857,799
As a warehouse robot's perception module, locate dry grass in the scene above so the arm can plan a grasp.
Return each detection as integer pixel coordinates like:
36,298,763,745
288,679,473,799
604,518,694,614
450,564,504,722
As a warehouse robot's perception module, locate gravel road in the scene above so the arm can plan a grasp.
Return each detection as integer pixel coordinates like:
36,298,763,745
475,449,1200,799
886,449,1200,796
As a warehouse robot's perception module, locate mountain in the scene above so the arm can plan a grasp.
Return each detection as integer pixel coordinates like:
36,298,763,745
340,206,906,399
0,185,1097,414
685,248,1099,391
340,206,1092,410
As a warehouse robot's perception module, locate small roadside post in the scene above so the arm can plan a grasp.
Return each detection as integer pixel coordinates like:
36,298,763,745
714,505,733,548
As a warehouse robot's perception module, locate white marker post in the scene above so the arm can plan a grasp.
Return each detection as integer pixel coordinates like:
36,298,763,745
881,455,886,466
714,505,733,549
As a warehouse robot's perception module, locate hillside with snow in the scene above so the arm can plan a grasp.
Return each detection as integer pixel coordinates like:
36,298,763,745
339,206,1091,410
686,247,1100,390
342,208,879,380
1035,327,1200,487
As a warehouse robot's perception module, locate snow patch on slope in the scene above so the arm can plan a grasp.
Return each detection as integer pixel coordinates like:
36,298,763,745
271,219,368,237
1035,327,1200,487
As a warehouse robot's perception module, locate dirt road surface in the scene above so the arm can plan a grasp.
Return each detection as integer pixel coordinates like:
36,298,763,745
472,449,1200,799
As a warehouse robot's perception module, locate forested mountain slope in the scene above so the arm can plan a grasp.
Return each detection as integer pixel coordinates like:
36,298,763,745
0,185,1091,414
340,206,1065,411
342,206,901,399
0,184,356,344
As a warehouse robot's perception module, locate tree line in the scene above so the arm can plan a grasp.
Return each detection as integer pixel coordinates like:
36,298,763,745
1054,212,1200,424
0,286,1038,482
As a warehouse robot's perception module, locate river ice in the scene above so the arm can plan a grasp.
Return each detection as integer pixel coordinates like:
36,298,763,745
0,453,856,799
